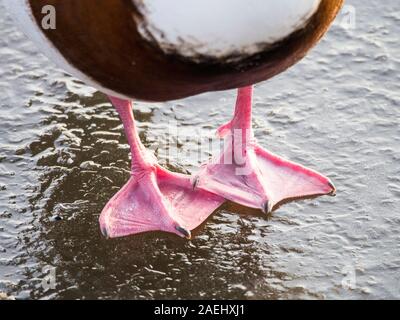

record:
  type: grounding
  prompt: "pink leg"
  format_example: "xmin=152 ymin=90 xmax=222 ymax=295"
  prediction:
xmin=99 ymin=97 xmax=224 ymax=239
xmin=195 ymin=86 xmax=336 ymax=213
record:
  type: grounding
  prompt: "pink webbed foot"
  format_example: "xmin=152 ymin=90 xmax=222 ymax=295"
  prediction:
xmin=99 ymin=97 xmax=224 ymax=239
xmin=195 ymin=86 xmax=335 ymax=214
xmin=100 ymin=165 xmax=223 ymax=239
xmin=195 ymin=141 xmax=336 ymax=214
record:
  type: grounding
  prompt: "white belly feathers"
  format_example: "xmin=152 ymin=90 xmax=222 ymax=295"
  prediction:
xmin=134 ymin=0 xmax=321 ymax=61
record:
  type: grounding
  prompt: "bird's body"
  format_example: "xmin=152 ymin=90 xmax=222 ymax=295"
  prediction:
xmin=5 ymin=0 xmax=342 ymax=101
xmin=4 ymin=0 xmax=344 ymax=239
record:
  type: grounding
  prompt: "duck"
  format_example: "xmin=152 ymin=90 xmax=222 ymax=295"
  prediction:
xmin=4 ymin=0 xmax=344 ymax=239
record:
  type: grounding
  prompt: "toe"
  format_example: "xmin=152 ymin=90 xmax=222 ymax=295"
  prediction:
xmin=328 ymin=181 xmax=337 ymax=196
xmin=262 ymin=200 xmax=274 ymax=214
xmin=175 ymin=226 xmax=192 ymax=239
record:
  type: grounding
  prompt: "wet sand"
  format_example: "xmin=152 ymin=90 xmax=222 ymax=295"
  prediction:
xmin=0 ymin=0 xmax=399 ymax=299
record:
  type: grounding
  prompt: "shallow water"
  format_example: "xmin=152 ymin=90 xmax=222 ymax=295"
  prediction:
xmin=0 ymin=0 xmax=399 ymax=300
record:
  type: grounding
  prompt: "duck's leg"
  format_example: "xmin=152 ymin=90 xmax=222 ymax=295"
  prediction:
xmin=195 ymin=86 xmax=335 ymax=214
xmin=99 ymin=97 xmax=224 ymax=239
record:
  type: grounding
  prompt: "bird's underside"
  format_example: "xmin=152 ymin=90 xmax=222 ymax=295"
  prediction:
xmin=6 ymin=0 xmax=344 ymax=101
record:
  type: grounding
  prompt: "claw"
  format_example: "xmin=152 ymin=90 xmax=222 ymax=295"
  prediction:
xmin=192 ymin=176 xmax=199 ymax=190
xmin=176 ymin=226 xmax=192 ymax=239
xmin=101 ymin=225 xmax=109 ymax=239
xmin=262 ymin=201 xmax=273 ymax=214
xmin=328 ymin=181 xmax=337 ymax=197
